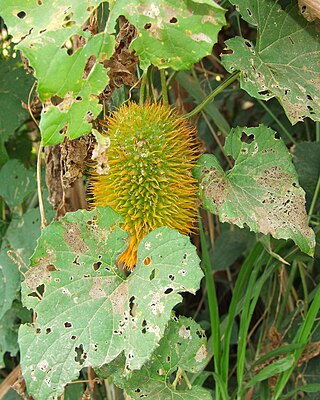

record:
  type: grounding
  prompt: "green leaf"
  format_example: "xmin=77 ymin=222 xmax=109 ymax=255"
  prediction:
xmin=0 ymin=308 xmax=19 ymax=367
xmin=1 ymin=1 xmax=115 ymax=145
xmin=108 ymin=0 xmax=226 ymax=70
xmin=221 ymin=1 xmax=320 ymax=124
xmin=0 ymin=252 xmax=21 ymax=320
xmin=245 ymin=355 xmax=295 ymax=389
xmin=98 ymin=315 xmax=211 ymax=400
xmin=0 ymin=160 xmax=36 ymax=213
xmin=0 ymin=56 xmax=34 ymax=143
xmin=209 ymin=227 xmax=254 ymax=271
xmin=193 ymin=125 xmax=315 ymax=255
xmin=19 ymin=207 xmax=203 ymax=399
xmin=292 ymin=142 xmax=320 ymax=211
xmin=5 ymin=207 xmax=55 ymax=262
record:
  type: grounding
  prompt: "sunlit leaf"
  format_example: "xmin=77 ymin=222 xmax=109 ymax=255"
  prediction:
xmin=194 ymin=125 xmax=315 ymax=255
xmin=108 ymin=0 xmax=226 ymax=70
xmin=98 ymin=315 xmax=211 ymax=400
xmin=19 ymin=207 xmax=203 ymax=399
xmin=222 ymin=1 xmax=320 ymax=124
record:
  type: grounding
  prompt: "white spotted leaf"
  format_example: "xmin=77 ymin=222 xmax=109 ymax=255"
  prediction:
xmin=1 ymin=1 xmax=115 ymax=145
xmin=193 ymin=125 xmax=315 ymax=255
xmin=107 ymin=0 xmax=226 ymax=70
xmin=221 ymin=1 xmax=320 ymax=124
xmin=19 ymin=207 xmax=203 ymax=399
xmin=97 ymin=315 xmax=211 ymax=400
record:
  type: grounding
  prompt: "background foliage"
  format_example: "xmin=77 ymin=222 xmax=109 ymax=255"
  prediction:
xmin=0 ymin=0 xmax=319 ymax=399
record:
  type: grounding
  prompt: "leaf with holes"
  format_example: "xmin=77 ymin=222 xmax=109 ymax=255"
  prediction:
xmin=19 ymin=207 xmax=203 ymax=399
xmin=97 ymin=315 xmax=211 ymax=400
xmin=193 ymin=125 xmax=315 ymax=255
xmin=1 ymin=1 xmax=115 ymax=145
xmin=221 ymin=1 xmax=320 ymax=124
xmin=107 ymin=0 xmax=226 ymax=70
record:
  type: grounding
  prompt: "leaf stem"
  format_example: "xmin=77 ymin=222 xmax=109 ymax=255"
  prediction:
xmin=160 ymin=69 xmax=169 ymax=105
xmin=184 ymin=71 xmax=240 ymax=119
xmin=316 ymin=122 xmax=320 ymax=142
xmin=256 ymin=99 xmax=296 ymax=144
xmin=139 ymin=72 xmax=148 ymax=107
xmin=307 ymin=173 xmax=320 ymax=224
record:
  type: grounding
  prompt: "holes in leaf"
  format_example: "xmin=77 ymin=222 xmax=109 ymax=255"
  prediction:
xmin=59 ymin=125 xmax=68 ymax=136
xmin=54 ymin=277 xmax=60 ymax=283
xmin=144 ymin=23 xmax=151 ymax=30
xmin=128 ymin=351 xmax=134 ymax=359
xmin=258 ymin=90 xmax=270 ymax=97
xmin=307 ymin=105 xmax=315 ymax=114
xmin=164 ymin=287 xmax=173 ymax=295
xmin=73 ymin=256 xmax=80 ymax=265
xmin=288 ymin=36 xmax=294 ymax=45
xmin=46 ymin=327 xmax=52 ymax=334
xmin=246 ymin=8 xmax=252 ymax=16
xmin=144 ymin=256 xmax=151 ymax=266
xmin=50 ymin=95 xmax=63 ymax=106
xmin=129 ymin=296 xmax=136 ymax=317
xmin=241 ymin=133 xmax=254 ymax=144
xmin=36 ymin=328 xmax=41 ymax=334
xmin=196 ymin=329 xmax=205 ymax=338
xmin=86 ymin=111 xmax=94 ymax=122
xmin=17 ymin=11 xmax=26 ymax=19
xmin=244 ymin=40 xmax=252 ymax=48
xmin=142 ymin=319 xmax=147 ymax=334
xmin=307 ymin=94 xmax=313 ymax=101
xmin=83 ymin=55 xmax=97 ymax=79
xmin=93 ymin=343 xmax=98 ymax=351
xmin=166 ymin=355 xmax=171 ymax=362
xmin=71 ymin=335 xmax=77 ymax=340
xmin=74 ymin=344 xmax=86 ymax=365
xmin=135 ymin=388 xmax=141 ymax=393
xmin=168 ymin=274 xmax=175 ymax=281
xmin=93 ymin=261 xmax=101 ymax=271
xmin=76 ymin=96 xmax=82 ymax=101
xmin=170 ymin=17 xmax=178 ymax=23
xmin=83 ymin=274 xmax=90 ymax=278
xmin=64 ymin=322 xmax=72 ymax=328
xmin=149 ymin=269 xmax=156 ymax=281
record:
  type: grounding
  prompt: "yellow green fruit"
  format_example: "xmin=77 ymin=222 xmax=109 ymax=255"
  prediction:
xmin=90 ymin=102 xmax=199 ymax=269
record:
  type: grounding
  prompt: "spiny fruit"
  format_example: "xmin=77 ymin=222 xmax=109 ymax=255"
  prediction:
xmin=91 ymin=101 xmax=199 ymax=269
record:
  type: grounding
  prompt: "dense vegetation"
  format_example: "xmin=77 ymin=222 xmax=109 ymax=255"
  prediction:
xmin=0 ymin=1 xmax=319 ymax=399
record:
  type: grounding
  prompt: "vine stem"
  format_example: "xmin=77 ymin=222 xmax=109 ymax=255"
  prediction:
xmin=307 ymin=174 xmax=320 ymax=224
xmin=28 ymin=81 xmax=47 ymax=229
xmin=139 ymin=71 xmax=148 ymax=106
xmin=37 ymin=141 xmax=48 ymax=229
xmin=160 ymin=69 xmax=169 ymax=105
xmin=184 ymin=71 xmax=240 ymax=119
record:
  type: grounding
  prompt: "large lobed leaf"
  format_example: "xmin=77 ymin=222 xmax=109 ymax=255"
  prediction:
xmin=222 ymin=0 xmax=320 ymax=124
xmin=107 ymin=0 xmax=226 ymax=70
xmin=19 ymin=207 xmax=203 ymax=399
xmin=98 ymin=315 xmax=211 ymax=400
xmin=194 ymin=125 xmax=315 ymax=255
xmin=1 ymin=1 xmax=115 ymax=145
